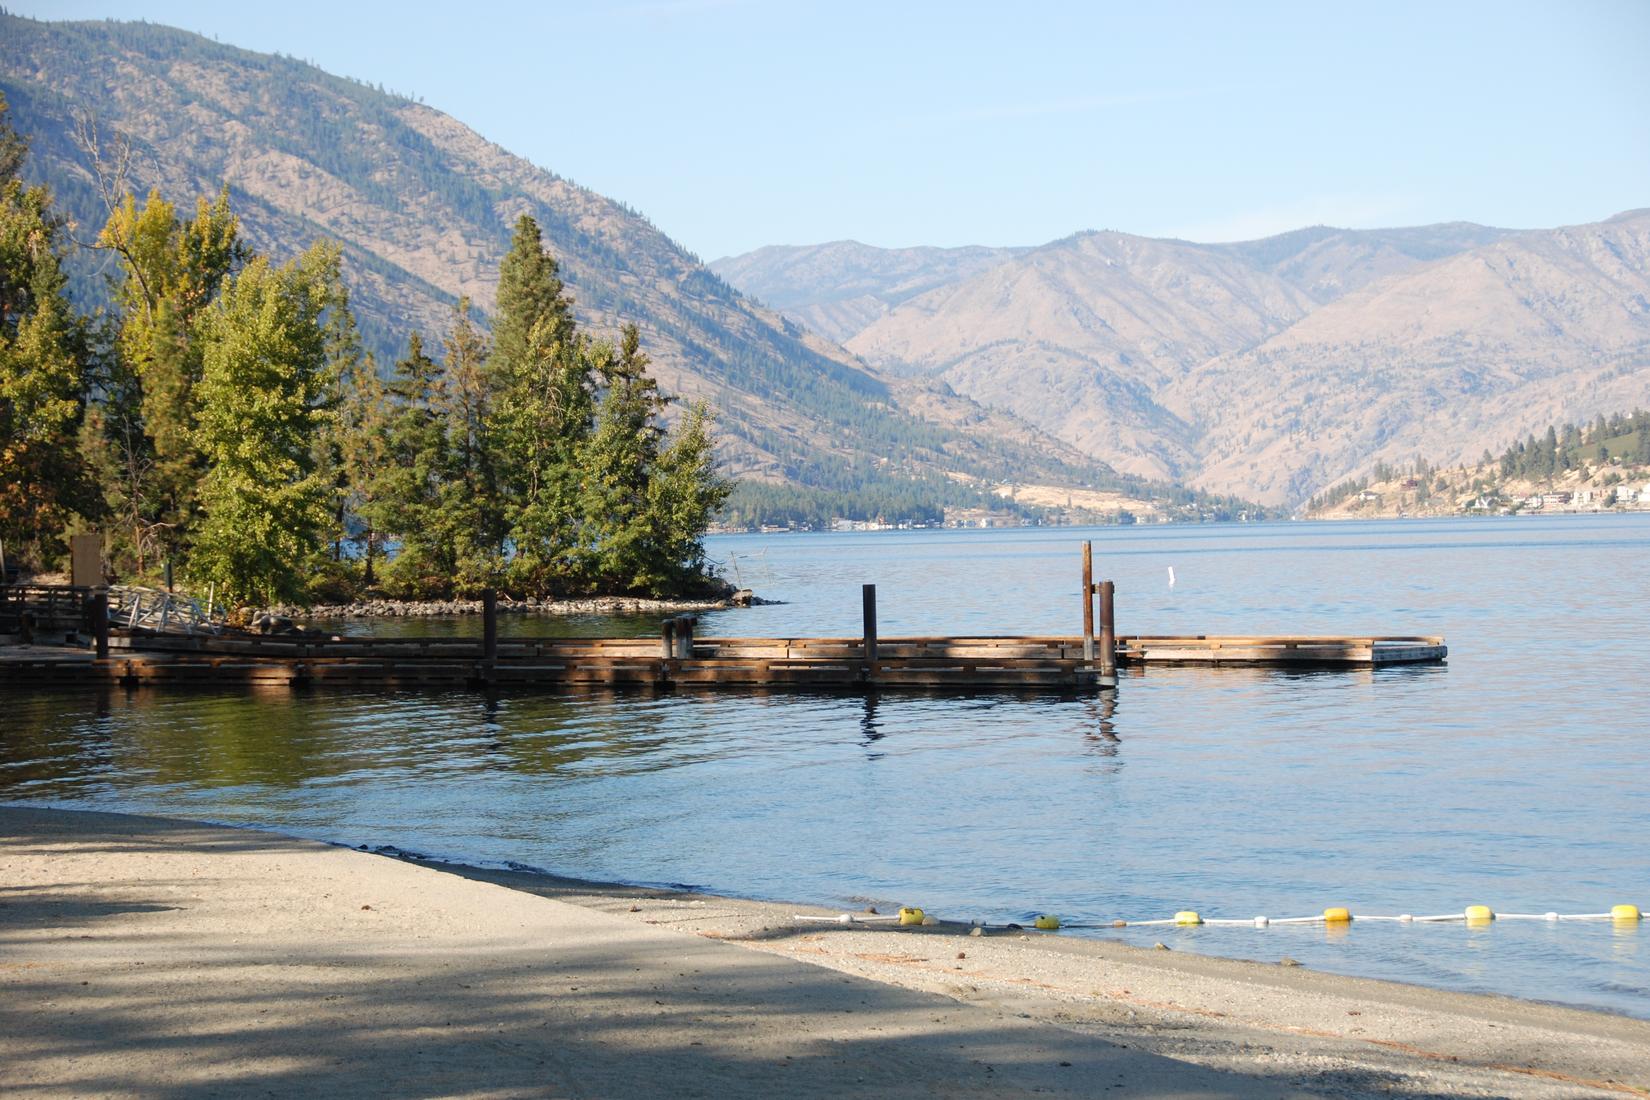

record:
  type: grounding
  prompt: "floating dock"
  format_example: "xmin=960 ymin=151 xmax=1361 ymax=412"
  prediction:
xmin=0 ymin=630 xmax=1446 ymax=692
xmin=0 ymin=544 xmax=1446 ymax=694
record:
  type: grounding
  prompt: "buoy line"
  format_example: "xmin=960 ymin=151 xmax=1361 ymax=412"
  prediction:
xmin=1125 ymin=904 xmax=1644 ymax=928
xmin=790 ymin=904 xmax=1643 ymax=932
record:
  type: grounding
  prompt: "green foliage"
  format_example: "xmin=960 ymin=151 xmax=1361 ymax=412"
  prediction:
xmin=643 ymin=402 xmax=731 ymax=589
xmin=0 ymin=92 xmax=97 ymax=569
xmin=362 ymin=332 xmax=456 ymax=597
xmin=490 ymin=218 xmax=595 ymax=589
xmin=431 ymin=300 xmax=504 ymax=593
xmin=1495 ymin=410 xmax=1650 ymax=481
xmin=188 ymin=245 xmax=342 ymax=605
xmin=92 ymin=186 xmax=244 ymax=577
xmin=572 ymin=329 xmax=729 ymax=594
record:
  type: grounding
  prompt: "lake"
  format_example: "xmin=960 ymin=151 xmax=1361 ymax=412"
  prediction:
xmin=3 ymin=515 xmax=1648 ymax=1017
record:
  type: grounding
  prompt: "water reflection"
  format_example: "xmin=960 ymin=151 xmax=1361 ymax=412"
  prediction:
xmin=859 ymin=694 xmax=884 ymax=759
xmin=1085 ymin=691 xmax=1119 ymax=749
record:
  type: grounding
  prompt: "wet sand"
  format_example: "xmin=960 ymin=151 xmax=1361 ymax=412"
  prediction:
xmin=3 ymin=806 xmax=1646 ymax=1098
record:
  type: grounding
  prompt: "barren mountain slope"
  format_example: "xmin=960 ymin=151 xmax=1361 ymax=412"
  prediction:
xmin=0 ymin=14 xmax=1128 ymax=499
xmin=1209 ymin=222 xmax=1516 ymax=303
xmin=1176 ymin=211 xmax=1650 ymax=504
xmin=843 ymin=231 xmax=1320 ymax=479
xmin=708 ymin=240 xmax=1027 ymax=345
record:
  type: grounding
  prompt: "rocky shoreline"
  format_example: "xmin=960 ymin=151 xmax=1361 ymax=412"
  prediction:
xmin=263 ymin=591 xmax=772 ymax=621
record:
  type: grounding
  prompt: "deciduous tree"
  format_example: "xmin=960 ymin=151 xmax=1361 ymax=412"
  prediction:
xmin=0 ymin=94 xmax=97 ymax=570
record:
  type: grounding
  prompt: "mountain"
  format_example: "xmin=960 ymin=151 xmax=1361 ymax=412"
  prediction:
xmin=716 ymin=218 xmax=1648 ymax=505
xmin=708 ymin=241 xmax=1027 ymax=346
xmin=0 ymin=13 xmax=1150 ymax=517
xmin=845 ymin=230 xmax=1324 ymax=481
xmin=1174 ymin=211 xmax=1650 ymax=502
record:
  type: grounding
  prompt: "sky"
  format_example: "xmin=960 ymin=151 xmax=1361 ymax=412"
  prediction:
xmin=10 ymin=0 xmax=1650 ymax=259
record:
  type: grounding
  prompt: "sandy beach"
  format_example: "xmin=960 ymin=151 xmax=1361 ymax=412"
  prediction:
xmin=3 ymin=806 xmax=1646 ymax=1098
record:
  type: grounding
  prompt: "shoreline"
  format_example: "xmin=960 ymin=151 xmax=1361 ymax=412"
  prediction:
xmin=262 ymin=592 xmax=768 ymax=620
xmin=4 ymin=806 xmax=1646 ymax=1098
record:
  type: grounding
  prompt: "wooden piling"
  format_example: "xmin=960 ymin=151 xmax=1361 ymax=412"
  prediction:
xmin=91 ymin=591 xmax=109 ymax=659
xmin=676 ymin=615 xmax=696 ymax=660
xmin=482 ymin=589 xmax=498 ymax=664
xmin=1098 ymin=580 xmax=1116 ymax=679
xmin=661 ymin=617 xmax=677 ymax=658
xmin=1081 ymin=542 xmax=1094 ymax=663
xmin=862 ymin=584 xmax=878 ymax=662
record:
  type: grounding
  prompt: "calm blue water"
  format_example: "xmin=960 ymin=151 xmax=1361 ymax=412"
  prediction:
xmin=4 ymin=516 xmax=1648 ymax=1017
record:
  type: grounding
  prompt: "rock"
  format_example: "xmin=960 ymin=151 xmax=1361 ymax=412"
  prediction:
xmin=251 ymin=613 xmax=297 ymax=636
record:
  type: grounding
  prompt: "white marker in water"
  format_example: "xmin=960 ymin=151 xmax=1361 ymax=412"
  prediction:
xmin=1167 ymin=566 xmax=1176 ymax=589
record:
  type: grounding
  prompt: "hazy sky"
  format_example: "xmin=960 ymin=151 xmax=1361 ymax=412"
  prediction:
xmin=12 ymin=1 xmax=1650 ymax=258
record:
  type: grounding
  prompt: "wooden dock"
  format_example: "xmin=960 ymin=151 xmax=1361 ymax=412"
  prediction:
xmin=1118 ymin=635 xmax=1448 ymax=667
xmin=0 ymin=630 xmax=1446 ymax=693
xmin=0 ymin=547 xmax=1446 ymax=695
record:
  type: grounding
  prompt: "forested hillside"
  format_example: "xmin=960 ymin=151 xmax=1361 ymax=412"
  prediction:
xmin=1304 ymin=410 xmax=1650 ymax=519
xmin=0 ymin=13 xmax=1219 ymax=528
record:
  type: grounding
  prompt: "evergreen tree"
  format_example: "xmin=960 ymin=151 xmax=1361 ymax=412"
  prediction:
xmin=499 ymin=318 xmax=596 ymax=590
xmin=577 ymin=324 xmax=667 ymax=590
xmin=0 ymin=94 xmax=98 ymax=570
xmin=365 ymin=331 xmax=457 ymax=596
xmin=644 ymin=402 xmax=729 ymax=592
xmin=491 ymin=214 xmax=573 ymax=381
xmin=436 ymin=299 xmax=501 ymax=592
xmin=188 ymin=244 xmax=343 ymax=605
xmin=308 ymin=266 xmax=379 ymax=581
xmin=489 ymin=217 xmax=592 ymax=591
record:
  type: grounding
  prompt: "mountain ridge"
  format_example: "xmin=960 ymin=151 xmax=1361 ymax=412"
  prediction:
xmin=717 ymin=214 xmax=1646 ymax=504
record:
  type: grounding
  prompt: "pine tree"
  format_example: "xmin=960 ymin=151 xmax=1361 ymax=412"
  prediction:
xmin=644 ymin=401 xmax=729 ymax=593
xmin=577 ymin=324 xmax=667 ymax=590
xmin=366 ymin=331 xmax=457 ymax=596
xmin=188 ymin=244 xmax=342 ymax=605
xmin=490 ymin=217 xmax=592 ymax=592
xmin=0 ymin=94 xmax=98 ymax=570
xmin=309 ymin=266 xmax=380 ymax=586
xmin=491 ymin=214 xmax=573 ymax=382
xmin=436 ymin=299 xmax=501 ymax=592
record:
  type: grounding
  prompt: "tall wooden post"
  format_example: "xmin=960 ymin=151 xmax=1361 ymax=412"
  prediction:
xmin=676 ymin=615 xmax=697 ymax=660
xmin=661 ymin=617 xmax=677 ymax=658
xmin=91 ymin=591 xmax=109 ymax=659
xmin=482 ymin=589 xmax=498 ymax=665
xmin=1081 ymin=542 xmax=1094 ymax=663
xmin=1098 ymin=580 xmax=1116 ymax=678
xmin=862 ymin=584 xmax=878 ymax=662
